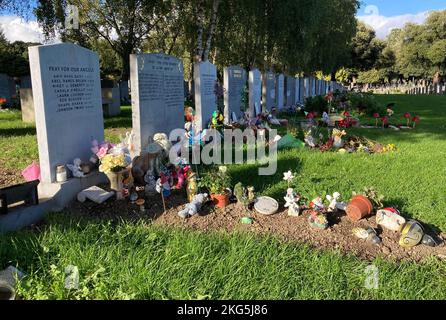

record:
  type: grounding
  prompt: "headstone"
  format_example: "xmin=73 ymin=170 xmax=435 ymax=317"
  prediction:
xmin=20 ymin=88 xmax=34 ymax=123
xmin=28 ymin=43 xmax=104 ymax=183
xmin=285 ymin=76 xmax=295 ymax=107
xmin=20 ymin=76 xmax=32 ymax=89
xmin=248 ymin=69 xmax=262 ymax=117
xmin=119 ymin=80 xmax=130 ymax=103
xmin=194 ymin=60 xmax=217 ymax=130
xmin=223 ymin=66 xmax=246 ymax=124
xmin=275 ymin=74 xmax=284 ymax=109
xmin=311 ymin=77 xmax=317 ymax=97
xmin=130 ymin=53 xmax=185 ymax=154
xmin=0 ymin=74 xmax=14 ymax=103
xmin=303 ymin=77 xmax=310 ymax=100
xmin=262 ymin=71 xmax=275 ymax=112
xmin=101 ymin=86 xmax=121 ymax=117
xmin=294 ymin=77 xmax=300 ymax=104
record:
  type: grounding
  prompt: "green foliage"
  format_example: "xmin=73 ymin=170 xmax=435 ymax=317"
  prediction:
xmin=0 ymin=30 xmax=39 ymax=77
xmin=347 ymin=92 xmax=385 ymax=116
xmin=304 ymin=95 xmax=328 ymax=114
xmin=198 ymin=165 xmax=231 ymax=194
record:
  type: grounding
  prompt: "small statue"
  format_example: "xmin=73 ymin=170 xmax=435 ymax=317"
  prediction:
xmin=326 ymin=192 xmax=341 ymax=212
xmin=284 ymin=188 xmax=302 ymax=217
xmin=144 ymin=168 xmax=157 ymax=196
xmin=66 ymin=158 xmax=85 ymax=178
xmin=309 ymin=197 xmax=325 ymax=212
xmin=234 ymin=182 xmax=255 ymax=209
xmin=178 ymin=193 xmax=209 ymax=219
xmin=186 ymin=171 xmax=198 ymax=203
xmin=322 ymin=112 xmax=330 ymax=125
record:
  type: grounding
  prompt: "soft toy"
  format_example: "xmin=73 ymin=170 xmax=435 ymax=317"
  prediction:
xmin=67 ymin=158 xmax=85 ymax=178
xmin=178 ymin=193 xmax=209 ymax=219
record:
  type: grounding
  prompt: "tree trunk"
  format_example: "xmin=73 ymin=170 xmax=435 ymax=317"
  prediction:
xmin=195 ymin=0 xmax=206 ymax=63
xmin=202 ymin=0 xmax=220 ymax=62
xmin=120 ymin=52 xmax=131 ymax=82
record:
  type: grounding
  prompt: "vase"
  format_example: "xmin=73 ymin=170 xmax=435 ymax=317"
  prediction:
xmin=346 ymin=195 xmax=373 ymax=221
xmin=106 ymin=168 xmax=129 ymax=200
xmin=211 ymin=193 xmax=230 ymax=208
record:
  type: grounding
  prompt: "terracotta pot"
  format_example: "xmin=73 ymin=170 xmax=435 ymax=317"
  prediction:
xmin=346 ymin=195 xmax=373 ymax=221
xmin=211 ymin=193 xmax=230 ymax=208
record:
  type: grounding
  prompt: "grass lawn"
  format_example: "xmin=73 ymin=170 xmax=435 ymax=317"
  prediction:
xmin=1 ymin=94 xmax=446 ymax=299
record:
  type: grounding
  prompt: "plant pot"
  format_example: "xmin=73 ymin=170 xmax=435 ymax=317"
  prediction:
xmin=346 ymin=195 xmax=373 ymax=221
xmin=105 ymin=168 xmax=130 ymax=200
xmin=211 ymin=193 xmax=230 ymax=208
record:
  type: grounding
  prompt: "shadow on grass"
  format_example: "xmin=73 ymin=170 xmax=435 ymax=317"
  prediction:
xmin=0 ymin=126 xmax=36 ymax=137
xmin=104 ymin=106 xmax=132 ymax=129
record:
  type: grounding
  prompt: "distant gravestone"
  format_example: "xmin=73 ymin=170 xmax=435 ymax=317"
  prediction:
xmin=119 ymin=80 xmax=130 ymax=103
xmin=294 ymin=77 xmax=300 ymax=104
xmin=28 ymin=43 xmax=104 ymax=183
xmin=262 ymin=71 xmax=275 ymax=112
xmin=194 ymin=60 xmax=217 ymax=130
xmin=101 ymin=86 xmax=121 ymax=117
xmin=20 ymin=88 xmax=34 ymax=123
xmin=223 ymin=66 xmax=246 ymax=124
xmin=0 ymin=74 xmax=14 ymax=103
xmin=130 ymin=53 xmax=184 ymax=154
xmin=20 ymin=76 xmax=32 ymax=89
xmin=285 ymin=76 xmax=295 ymax=107
xmin=303 ymin=77 xmax=310 ymax=99
xmin=276 ymin=74 xmax=284 ymax=109
xmin=248 ymin=69 xmax=262 ymax=117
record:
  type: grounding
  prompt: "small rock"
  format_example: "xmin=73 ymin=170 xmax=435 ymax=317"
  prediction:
xmin=381 ymin=246 xmax=391 ymax=255
xmin=438 ymin=254 xmax=446 ymax=260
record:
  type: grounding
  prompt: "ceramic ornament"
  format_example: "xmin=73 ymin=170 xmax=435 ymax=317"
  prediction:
xmin=376 ymin=208 xmax=406 ymax=232
xmin=254 ymin=196 xmax=279 ymax=215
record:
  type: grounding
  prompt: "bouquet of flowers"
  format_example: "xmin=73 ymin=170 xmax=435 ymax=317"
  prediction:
xmin=92 ymin=139 xmax=131 ymax=174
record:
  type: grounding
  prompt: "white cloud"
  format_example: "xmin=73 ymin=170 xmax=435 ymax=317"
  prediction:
xmin=0 ymin=15 xmax=44 ymax=43
xmin=357 ymin=11 xmax=429 ymax=39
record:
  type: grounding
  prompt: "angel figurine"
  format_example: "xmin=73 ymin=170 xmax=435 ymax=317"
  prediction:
xmin=284 ymin=188 xmax=302 ymax=217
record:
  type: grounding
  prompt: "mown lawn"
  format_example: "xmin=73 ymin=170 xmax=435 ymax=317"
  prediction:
xmin=1 ymin=94 xmax=446 ymax=299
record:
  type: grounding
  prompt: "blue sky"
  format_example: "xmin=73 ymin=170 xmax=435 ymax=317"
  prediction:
xmin=357 ymin=0 xmax=446 ymax=16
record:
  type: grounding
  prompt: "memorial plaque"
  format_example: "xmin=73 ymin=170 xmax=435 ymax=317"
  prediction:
xmin=276 ymin=74 xmax=284 ymax=109
xmin=223 ymin=66 xmax=246 ymax=124
xmin=28 ymin=43 xmax=104 ymax=183
xmin=262 ymin=71 xmax=275 ymax=112
xmin=194 ymin=61 xmax=217 ymax=130
xmin=249 ymin=69 xmax=262 ymax=117
xmin=130 ymin=53 xmax=184 ymax=154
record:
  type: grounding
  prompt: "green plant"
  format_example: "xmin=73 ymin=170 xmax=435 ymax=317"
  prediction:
xmin=199 ymin=165 xmax=231 ymax=195
xmin=353 ymin=187 xmax=384 ymax=209
xmin=348 ymin=92 xmax=386 ymax=116
xmin=304 ymin=95 xmax=328 ymax=114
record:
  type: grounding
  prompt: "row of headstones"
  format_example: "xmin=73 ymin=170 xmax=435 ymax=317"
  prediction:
xmin=405 ymin=83 xmax=446 ymax=95
xmin=27 ymin=43 xmax=344 ymax=185
xmin=200 ymin=64 xmax=344 ymax=131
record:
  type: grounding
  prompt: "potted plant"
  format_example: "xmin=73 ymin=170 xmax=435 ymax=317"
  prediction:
xmin=346 ymin=187 xmax=384 ymax=221
xmin=199 ymin=166 xmax=231 ymax=208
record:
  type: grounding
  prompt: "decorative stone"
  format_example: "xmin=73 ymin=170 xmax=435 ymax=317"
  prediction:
xmin=399 ymin=220 xmax=424 ymax=248
xmin=254 ymin=196 xmax=279 ymax=215
xmin=376 ymin=208 xmax=406 ymax=232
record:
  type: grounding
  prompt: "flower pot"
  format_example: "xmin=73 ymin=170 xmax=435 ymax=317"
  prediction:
xmin=105 ymin=168 xmax=130 ymax=200
xmin=211 ymin=193 xmax=230 ymax=208
xmin=346 ymin=195 xmax=373 ymax=221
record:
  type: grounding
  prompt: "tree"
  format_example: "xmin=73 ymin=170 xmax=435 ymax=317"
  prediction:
xmin=350 ymin=21 xmax=383 ymax=72
xmin=35 ymin=0 xmax=175 ymax=81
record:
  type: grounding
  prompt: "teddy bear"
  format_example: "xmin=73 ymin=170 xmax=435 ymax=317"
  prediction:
xmin=178 ymin=193 xmax=209 ymax=219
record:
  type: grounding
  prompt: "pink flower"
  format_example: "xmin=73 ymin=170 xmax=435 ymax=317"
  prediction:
xmin=96 ymin=147 xmax=108 ymax=159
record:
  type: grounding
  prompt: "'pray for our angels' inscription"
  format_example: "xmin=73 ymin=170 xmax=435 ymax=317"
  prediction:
xmin=48 ymin=65 xmax=96 ymax=113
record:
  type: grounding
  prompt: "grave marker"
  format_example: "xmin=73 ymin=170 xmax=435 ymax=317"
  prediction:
xmin=194 ymin=60 xmax=217 ymax=130
xmin=249 ymin=68 xmax=262 ymax=117
xmin=223 ymin=66 xmax=247 ymax=124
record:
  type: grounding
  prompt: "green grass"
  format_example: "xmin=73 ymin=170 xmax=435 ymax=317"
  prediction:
xmin=1 ymin=95 xmax=446 ymax=299
xmin=0 ymin=106 xmax=132 ymax=185
xmin=1 ymin=214 xmax=445 ymax=300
